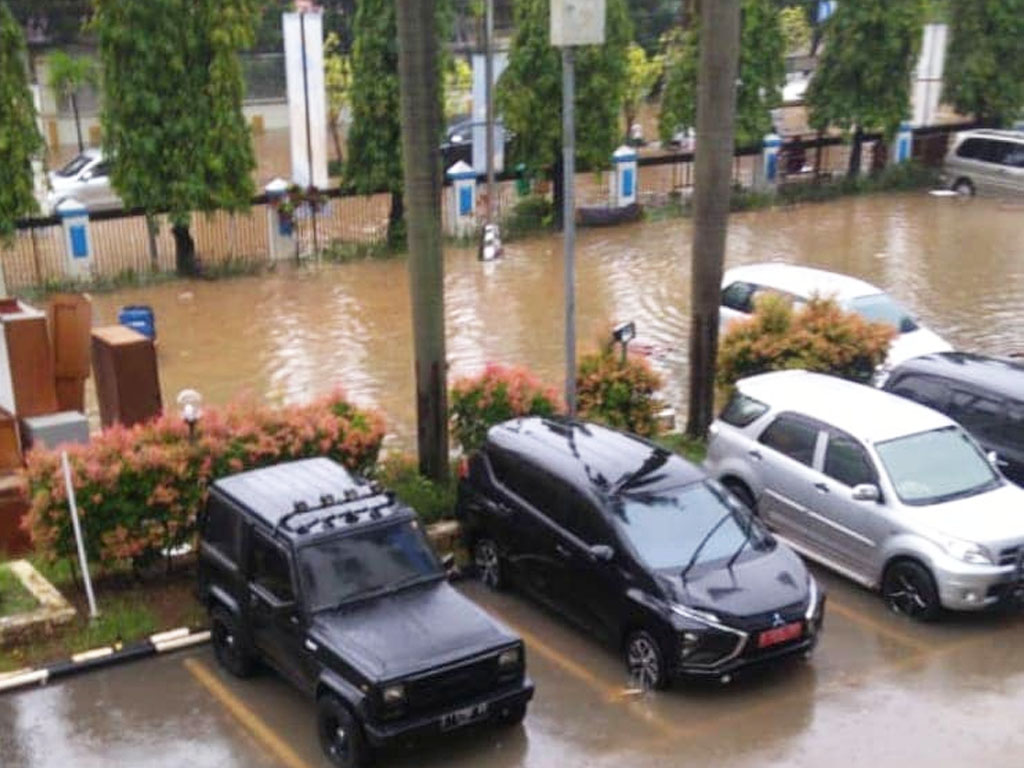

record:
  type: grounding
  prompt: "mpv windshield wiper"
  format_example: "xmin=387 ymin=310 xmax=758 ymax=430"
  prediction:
xmin=726 ymin=511 xmax=756 ymax=569
xmin=680 ymin=512 xmax=732 ymax=583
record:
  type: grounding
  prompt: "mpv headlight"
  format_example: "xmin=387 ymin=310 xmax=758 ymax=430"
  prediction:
xmin=498 ymin=646 xmax=521 ymax=668
xmin=941 ymin=537 xmax=992 ymax=566
xmin=382 ymin=684 xmax=406 ymax=705
xmin=671 ymin=603 xmax=720 ymax=625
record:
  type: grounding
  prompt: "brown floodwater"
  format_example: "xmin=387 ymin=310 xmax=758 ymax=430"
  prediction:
xmin=82 ymin=191 xmax=1024 ymax=446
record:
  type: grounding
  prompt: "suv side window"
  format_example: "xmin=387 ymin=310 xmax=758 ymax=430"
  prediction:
xmin=251 ymin=532 xmax=295 ymax=602
xmin=949 ymin=389 xmax=1004 ymax=446
xmin=563 ymin=492 xmax=610 ymax=545
xmin=1003 ymin=145 xmax=1024 ymax=168
xmin=203 ymin=495 xmax=240 ymax=561
xmin=722 ymin=281 xmax=755 ymax=313
xmin=823 ymin=432 xmax=876 ymax=487
xmin=887 ymin=373 xmax=950 ymax=411
xmin=720 ymin=392 xmax=769 ymax=427
xmin=759 ymin=414 xmax=820 ymax=466
xmin=958 ymin=137 xmax=1006 ymax=163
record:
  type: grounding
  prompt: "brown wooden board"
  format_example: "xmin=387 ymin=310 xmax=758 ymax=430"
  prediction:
xmin=54 ymin=377 xmax=86 ymax=413
xmin=91 ymin=325 xmax=162 ymax=428
xmin=5 ymin=315 xmax=58 ymax=418
xmin=48 ymin=294 xmax=93 ymax=379
xmin=0 ymin=408 xmax=21 ymax=471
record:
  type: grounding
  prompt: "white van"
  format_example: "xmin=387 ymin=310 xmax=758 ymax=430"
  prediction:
xmin=942 ymin=129 xmax=1024 ymax=197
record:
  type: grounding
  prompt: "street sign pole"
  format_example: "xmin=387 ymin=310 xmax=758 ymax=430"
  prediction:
xmin=485 ymin=0 xmax=496 ymax=224
xmin=562 ymin=46 xmax=576 ymax=417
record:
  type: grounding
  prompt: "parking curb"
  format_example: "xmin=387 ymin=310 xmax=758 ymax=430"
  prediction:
xmin=0 ymin=626 xmax=210 ymax=695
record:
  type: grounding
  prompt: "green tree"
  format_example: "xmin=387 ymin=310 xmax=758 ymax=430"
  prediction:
xmin=346 ymin=0 xmax=448 ymax=248
xmin=944 ymin=0 xmax=1024 ymax=127
xmin=47 ymin=51 xmax=97 ymax=153
xmin=622 ymin=42 xmax=663 ymax=140
xmin=0 ymin=0 xmax=42 ymax=238
xmin=324 ymin=31 xmax=351 ymax=165
xmin=93 ymin=0 xmax=259 ymax=276
xmin=497 ymin=0 xmax=632 ymax=227
xmin=779 ymin=5 xmax=811 ymax=54
xmin=629 ymin=0 xmax=679 ymax=53
xmin=805 ymin=0 xmax=924 ymax=176
xmin=659 ymin=0 xmax=785 ymax=147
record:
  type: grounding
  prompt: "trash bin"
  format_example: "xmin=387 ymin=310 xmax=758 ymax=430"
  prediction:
xmin=118 ymin=305 xmax=156 ymax=340
xmin=515 ymin=163 xmax=530 ymax=197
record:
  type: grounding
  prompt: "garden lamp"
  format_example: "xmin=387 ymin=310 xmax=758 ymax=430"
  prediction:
xmin=612 ymin=321 xmax=636 ymax=363
xmin=177 ymin=389 xmax=203 ymax=442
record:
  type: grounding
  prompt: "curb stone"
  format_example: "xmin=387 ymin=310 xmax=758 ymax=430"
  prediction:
xmin=0 ymin=627 xmax=210 ymax=696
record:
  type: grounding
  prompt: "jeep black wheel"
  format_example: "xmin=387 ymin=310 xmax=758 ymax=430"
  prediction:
xmin=882 ymin=560 xmax=941 ymax=622
xmin=317 ymin=694 xmax=370 ymax=768
xmin=211 ymin=606 xmax=255 ymax=678
xmin=625 ymin=630 xmax=669 ymax=691
xmin=474 ymin=538 xmax=505 ymax=590
xmin=495 ymin=701 xmax=528 ymax=727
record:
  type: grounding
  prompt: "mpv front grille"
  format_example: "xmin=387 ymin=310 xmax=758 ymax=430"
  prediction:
xmin=998 ymin=545 xmax=1024 ymax=567
xmin=723 ymin=599 xmax=806 ymax=633
xmin=404 ymin=654 xmax=500 ymax=714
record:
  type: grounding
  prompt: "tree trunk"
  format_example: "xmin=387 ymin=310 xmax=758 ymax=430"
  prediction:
xmin=551 ymin=153 xmax=565 ymax=231
xmin=171 ymin=221 xmax=198 ymax=276
xmin=395 ymin=0 xmax=449 ymax=482
xmin=387 ymin=190 xmax=406 ymax=249
xmin=330 ymin=121 xmax=344 ymax=166
xmin=71 ymin=93 xmax=84 ymax=153
xmin=686 ymin=0 xmax=740 ymax=440
xmin=847 ymin=125 xmax=864 ymax=178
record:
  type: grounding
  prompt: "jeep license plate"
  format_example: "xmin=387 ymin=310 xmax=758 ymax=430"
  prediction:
xmin=440 ymin=702 xmax=489 ymax=732
xmin=757 ymin=621 xmax=803 ymax=649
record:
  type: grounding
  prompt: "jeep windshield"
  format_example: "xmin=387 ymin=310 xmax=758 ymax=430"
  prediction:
xmin=876 ymin=426 xmax=1002 ymax=506
xmin=298 ymin=520 xmax=443 ymax=611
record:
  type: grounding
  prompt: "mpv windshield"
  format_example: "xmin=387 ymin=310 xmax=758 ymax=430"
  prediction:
xmin=298 ymin=521 xmax=442 ymax=611
xmin=56 ymin=154 xmax=92 ymax=178
xmin=876 ymin=426 xmax=1001 ymax=506
xmin=613 ymin=481 xmax=771 ymax=573
xmin=846 ymin=294 xmax=918 ymax=333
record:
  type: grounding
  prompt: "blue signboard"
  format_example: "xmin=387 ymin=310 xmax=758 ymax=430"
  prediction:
xmin=70 ymin=225 xmax=88 ymax=259
xmin=459 ymin=185 xmax=473 ymax=216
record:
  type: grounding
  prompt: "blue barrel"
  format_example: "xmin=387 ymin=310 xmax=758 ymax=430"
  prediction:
xmin=118 ymin=305 xmax=156 ymax=340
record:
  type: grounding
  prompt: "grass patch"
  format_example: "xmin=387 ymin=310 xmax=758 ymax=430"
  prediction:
xmin=656 ymin=432 xmax=708 ymax=464
xmin=317 ymin=239 xmax=397 ymax=263
xmin=374 ymin=454 xmax=457 ymax=526
xmin=0 ymin=565 xmax=39 ymax=618
xmin=66 ymin=598 xmax=160 ymax=655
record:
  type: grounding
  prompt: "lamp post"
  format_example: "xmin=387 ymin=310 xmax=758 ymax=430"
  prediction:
xmin=612 ymin=321 xmax=636 ymax=364
xmin=176 ymin=389 xmax=203 ymax=443
xmin=551 ymin=0 xmax=605 ymax=417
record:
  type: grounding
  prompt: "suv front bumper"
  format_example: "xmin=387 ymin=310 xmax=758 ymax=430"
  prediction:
xmin=935 ymin=561 xmax=1024 ymax=611
xmin=362 ymin=678 xmax=534 ymax=747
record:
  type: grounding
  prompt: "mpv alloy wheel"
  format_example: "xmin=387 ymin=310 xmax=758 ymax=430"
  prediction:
xmin=474 ymin=538 xmax=504 ymax=590
xmin=882 ymin=561 xmax=941 ymax=622
xmin=625 ymin=630 xmax=668 ymax=690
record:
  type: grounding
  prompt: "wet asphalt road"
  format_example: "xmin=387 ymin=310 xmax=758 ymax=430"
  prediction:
xmin=3 ymin=565 xmax=1024 ymax=768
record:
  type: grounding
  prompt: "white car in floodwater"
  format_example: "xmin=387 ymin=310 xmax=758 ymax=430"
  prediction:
xmin=45 ymin=148 xmax=122 ymax=213
xmin=719 ymin=263 xmax=952 ymax=374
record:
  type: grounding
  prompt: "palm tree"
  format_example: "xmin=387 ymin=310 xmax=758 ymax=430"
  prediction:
xmin=47 ymin=51 xmax=97 ymax=153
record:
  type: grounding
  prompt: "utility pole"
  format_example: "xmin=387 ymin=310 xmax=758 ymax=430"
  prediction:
xmin=395 ymin=0 xmax=449 ymax=481
xmin=686 ymin=0 xmax=740 ymax=439
xmin=561 ymin=46 xmax=576 ymax=416
xmin=484 ymin=0 xmax=496 ymax=224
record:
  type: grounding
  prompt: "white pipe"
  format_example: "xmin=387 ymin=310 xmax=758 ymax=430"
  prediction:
xmin=0 ymin=669 xmax=48 ymax=693
xmin=154 ymin=631 xmax=211 ymax=654
xmin=62 ymin=451 xmax=98 ymax=619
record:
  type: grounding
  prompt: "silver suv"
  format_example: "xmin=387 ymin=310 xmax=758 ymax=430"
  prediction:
xmin=942 ymin=129 xmax=1024 ymax=197
xmin=704 ymin=370 xmax=1024 ymax=621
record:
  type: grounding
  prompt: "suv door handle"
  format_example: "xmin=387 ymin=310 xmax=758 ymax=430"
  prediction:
xmin=748 ymin=449 xmax=763 ymax=461
xmin=555 ymin=543 xmax=572 ymax=559
xmin=814 ymin=482 xmax=830 ymax=493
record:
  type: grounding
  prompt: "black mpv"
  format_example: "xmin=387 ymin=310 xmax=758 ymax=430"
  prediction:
xmin=456 ymin=418 xmax=825 ymax=689
xmin=197 ymin=458 xmax=533 ymax=768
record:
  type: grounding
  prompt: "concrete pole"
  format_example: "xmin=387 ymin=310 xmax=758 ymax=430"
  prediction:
xmin=484 ymin=0 xmax=496 ymax=223
xmin=562 ymin=46 xmax=576 ymax=417
xmin=395 ymin=0 xmax=449 ymax=482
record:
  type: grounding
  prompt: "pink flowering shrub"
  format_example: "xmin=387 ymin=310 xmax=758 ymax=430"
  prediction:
xmin=449 ymin=364 xmax=561 ymax=453
xmin=24 ymin=391 xmax=384 ymax=574
xmin=576 ymin=348 xmax=665 ymax=437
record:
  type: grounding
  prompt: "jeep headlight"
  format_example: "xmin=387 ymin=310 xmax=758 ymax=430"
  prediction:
xmin=498 ymin=646 xmax=521 ymax=669
xmin=941 ymin=537 xmax=992 ymax=566
xmin=382 ymin=684 xmax=406 ymax=705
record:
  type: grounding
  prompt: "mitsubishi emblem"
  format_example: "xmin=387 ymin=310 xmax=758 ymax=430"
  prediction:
xmin=771 ymin=612 xmax=785 ymax=628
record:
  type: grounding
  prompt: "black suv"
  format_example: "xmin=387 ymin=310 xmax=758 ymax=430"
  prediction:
xmin=198 ymin=458 xmax=533 ymax=768
xmin=456 ymin=418 xmax=824 ymax=689
xmin=883 ymin=352 xmax=1024 ymax=487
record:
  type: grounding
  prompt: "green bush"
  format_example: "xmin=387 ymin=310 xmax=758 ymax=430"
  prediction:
xmin=501 ymin=195 xmax=554 ymax=239
xmin=374 ymin=454 xmax=456 ymax=525
xmin=449 ymin=364 xmax=561 ymax=454
xmin=717 ymin=294 xmax=895 ymax=391
xmin=24 ymin=392 xmax=385 ymax=574
xmin=576 ymin=347 xmax=666 ymax=438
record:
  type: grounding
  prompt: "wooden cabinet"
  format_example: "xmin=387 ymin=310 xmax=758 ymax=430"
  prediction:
xmin=91 ymin=325 xmax=163 ymax=428
xmin=48 ymin=294 xmax=93 ymax=413
xmin=0 ymin=300 xmax=58 ymax=419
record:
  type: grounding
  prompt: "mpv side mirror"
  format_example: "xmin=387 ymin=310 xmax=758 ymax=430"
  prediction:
xmin=987 ymin=451 xmax=1006 ymax=469
xmin=851 ymin=484 xmax=881 ymax=503
xmin=589 ymin=544 xmax=614 ymax=563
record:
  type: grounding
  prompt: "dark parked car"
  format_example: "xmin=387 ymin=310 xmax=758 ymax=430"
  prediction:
xmin=883 ymin=352 xmax=1024 ymax=486
xmin=198 ymin=458 xmax=533 ymax=768
xmin=456 ymin=418 xmax=825 ymax=689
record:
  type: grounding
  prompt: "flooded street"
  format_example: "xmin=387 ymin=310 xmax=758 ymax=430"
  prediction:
xmin=81 ymin=192 xmax=1024 ymax=443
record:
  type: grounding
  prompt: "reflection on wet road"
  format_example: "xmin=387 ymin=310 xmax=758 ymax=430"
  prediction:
xmin=80 ymin=193 xmax=1024 ymax=445
xmin=4 ymin=567 xmax=1024 ymax=768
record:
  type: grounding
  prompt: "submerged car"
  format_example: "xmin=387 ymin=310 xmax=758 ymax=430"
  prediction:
xmin=46 ymin=148 xmax=121 ymax=212
xmin=941 ymin=129 xmax=1024 ymax=197
xmin=198 ymin=458 xmax=533 ymax=768
xmin=719 ymin=263 xmax=952 ymax=372
xmin=457 ymin=417 xmax=824 ymax=689
xmin=705 ymin=370 xmax=1024 ymax=621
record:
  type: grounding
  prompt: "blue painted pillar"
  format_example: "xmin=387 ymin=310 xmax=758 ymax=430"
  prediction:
xmin=610 ymin=145 xmax=638 ymax=208
xmin=56 ymin=198 xmax=93 ymax=279
xmin=446 ymin=161 xmax=477 ymax=237
xmin=891 ymin=122 xmax=913 ymax=165
xmin=761 ymin=133 xmax=782 ymax=189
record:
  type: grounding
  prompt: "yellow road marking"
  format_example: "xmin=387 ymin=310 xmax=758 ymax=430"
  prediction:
xmin=825 ymin=598 xmax=932 ymax=652
xmin=184 ymin=658 xmax=314 ymax=768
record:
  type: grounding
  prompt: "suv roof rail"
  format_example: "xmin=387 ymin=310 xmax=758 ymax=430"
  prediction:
xmin=272 ymin=485 xmax=394 ymax=537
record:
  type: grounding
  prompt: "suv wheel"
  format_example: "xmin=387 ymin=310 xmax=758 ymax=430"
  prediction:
xmin=953 ymin=178 xmax=974 ymax=196
xmin=317 ymin=694 xmax=370 ymax=768
xmin=474 ymin=538 xmax=505 ymax=590
xmin=723 ymin=479 xmax=757 ymax=515
xmin=625 ymin=630 xmax=669 ymax=690
xmin=882 ymin=560 xmax=941 ymax=622
xmin=211 ymin=606 xmax=256 ymax=678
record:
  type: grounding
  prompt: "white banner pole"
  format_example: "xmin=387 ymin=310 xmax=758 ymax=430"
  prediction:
xmin=62 ymin=451 xmax=98 ymax=619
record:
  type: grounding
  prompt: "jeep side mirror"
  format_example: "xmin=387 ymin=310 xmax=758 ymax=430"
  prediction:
xmin=589 ymin=544 xmax=614 ymax=563
xmin=851 ymin=484 xmax=881 ymax=503
xmin=441 ymin=552 xmax=461 ymax=580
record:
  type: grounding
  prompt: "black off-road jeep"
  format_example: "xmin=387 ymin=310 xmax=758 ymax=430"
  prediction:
xmin=197 ymin=457 xmax=533 ymax=767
